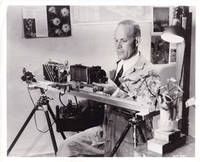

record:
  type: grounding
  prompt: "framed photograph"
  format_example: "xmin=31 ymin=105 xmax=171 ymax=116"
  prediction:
xmin=23 ymin=18 xmax=36 ymax=38
xmin=23 ymin=6 xmax=71 ymax=38
xmin=170 ymin=48 xmax=177 ymax=62
xmin=151 ymin=35 xmax=169 ymax=64
xmin=47 ymin=6 xmax=71 ymax=37
xmin=153 ymin=7 xmax=169 ymax=33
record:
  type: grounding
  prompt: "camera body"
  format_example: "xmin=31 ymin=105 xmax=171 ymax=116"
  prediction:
xmin=43 ymin=61 xmax=69 ymax=83
xmin=70 ymin=64 xmax=108 ymax=84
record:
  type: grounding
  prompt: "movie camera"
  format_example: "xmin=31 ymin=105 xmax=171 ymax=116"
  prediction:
xmin=42 ymin=61 xmax=108 ymax=92
xmin=70 ymin=64 xmax=108 ymax=84
xmin=43 ymin=60 xmax=69 ymax=83
xmin=43 ymin=60 xmax=108 ymax=84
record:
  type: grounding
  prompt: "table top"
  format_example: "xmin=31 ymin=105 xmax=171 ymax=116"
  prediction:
xmin=67 ymin=89 xmax=159 ymax=120
xmin=28 ymin=81 xmax=160 ymax=120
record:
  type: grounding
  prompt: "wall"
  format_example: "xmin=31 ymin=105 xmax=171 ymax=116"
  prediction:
xmin=7 ymin=6 xmax=179 ymax=156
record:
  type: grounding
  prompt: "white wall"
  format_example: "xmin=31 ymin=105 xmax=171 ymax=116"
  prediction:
xmin=6 ymin=6 xmax=184 ymax=156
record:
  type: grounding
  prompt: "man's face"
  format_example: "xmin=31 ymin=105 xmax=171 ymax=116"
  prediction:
xmin=114 ymin=24 xmax=137 ymax=60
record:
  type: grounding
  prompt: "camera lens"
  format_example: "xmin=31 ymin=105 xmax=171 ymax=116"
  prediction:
xmin=96 ymin=70 xmax=107 ymax=83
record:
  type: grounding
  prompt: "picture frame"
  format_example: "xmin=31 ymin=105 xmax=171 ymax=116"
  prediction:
xmin=47 ymin=6 xmax=71 ymax=37
xmin=153 ymin=7 xmax=169 ymax=34
xmin=23 ymin=6 xmax=71 ymax=38
xmin=151 ymin=35 xmax=169 ymax=64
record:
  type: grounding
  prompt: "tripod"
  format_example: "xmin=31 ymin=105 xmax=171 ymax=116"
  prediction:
xmin=7 ymin=88 xmax=66 ymax=156
xmin=109 ymin=115 xmax=146 ymax=157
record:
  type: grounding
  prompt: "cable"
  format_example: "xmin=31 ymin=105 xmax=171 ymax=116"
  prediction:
xmin=59 ymin=91 xmax=79 ymax=108
xmin=33 ymin=108 xmax=55 ymax=133
xmin=59 ymin=92 xmax=67 ymax=107
xmin=74 ymin=96 xmax=79 ymax=108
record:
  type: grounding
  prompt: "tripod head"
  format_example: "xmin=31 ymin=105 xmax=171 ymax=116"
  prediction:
xmin=21 ymin=67 xmax=55 ymax=107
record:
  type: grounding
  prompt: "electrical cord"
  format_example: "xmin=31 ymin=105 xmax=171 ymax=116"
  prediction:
xmin=59 ymin=92 xmax=67 ymax=107
xmin=59 ymin=91 xmax=79 ymax=108
xmin=27 ymin=86 xmax=55 ymax=133
xmin=74 ymin=96 xmax=79 ymax=108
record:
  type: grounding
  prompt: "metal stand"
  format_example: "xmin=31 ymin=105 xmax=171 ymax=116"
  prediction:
xmin=7 ymin=90 xmax=66 ymax=156
xmin=109 ymin=116 xmax=146 ymax=157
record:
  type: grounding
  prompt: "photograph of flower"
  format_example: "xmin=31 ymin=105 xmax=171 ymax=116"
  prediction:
xmin=153 ymin=7 xmax=169 ymax=33
xmin=23 ymin=18 xmax=36 ymax=38
xmin=47 ymin=6 xmax=71 ymax=37
xmin=151 ymin=35 xmax=169 ymax=64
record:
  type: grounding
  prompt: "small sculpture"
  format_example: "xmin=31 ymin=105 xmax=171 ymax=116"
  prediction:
xmin=156 ymin=78 xmax=183 ymax=132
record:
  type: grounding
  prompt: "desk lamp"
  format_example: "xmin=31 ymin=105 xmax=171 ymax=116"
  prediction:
xmin=161 ymin=6 xmax=192 ymax=135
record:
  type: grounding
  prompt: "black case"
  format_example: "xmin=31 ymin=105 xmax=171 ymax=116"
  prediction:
xmin=56 ymin=101 xmax=104 ymax=132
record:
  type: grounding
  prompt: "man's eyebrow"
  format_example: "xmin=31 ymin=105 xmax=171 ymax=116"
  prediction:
xmin=114 ymin=37 xmax=128 ymax=40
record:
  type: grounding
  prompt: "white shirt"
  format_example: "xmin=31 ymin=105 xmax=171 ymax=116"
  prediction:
xmin=115 ymin=52 xmax=139 ymax=78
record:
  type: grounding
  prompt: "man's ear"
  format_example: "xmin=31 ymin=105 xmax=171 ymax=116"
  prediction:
xmin=135 ymin=37 xmax=141 ymax=47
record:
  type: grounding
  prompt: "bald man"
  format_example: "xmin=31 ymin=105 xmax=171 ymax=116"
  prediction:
xmin=58 ymin=20 xmax=155 ymax=157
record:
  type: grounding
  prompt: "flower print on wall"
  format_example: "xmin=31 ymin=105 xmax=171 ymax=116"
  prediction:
xmin=47 ymin=6 xmax=71 ymax=37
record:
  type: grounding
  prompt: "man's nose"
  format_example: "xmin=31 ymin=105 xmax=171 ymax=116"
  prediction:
xmin=117 ymin=41 xmax=122 ymax=49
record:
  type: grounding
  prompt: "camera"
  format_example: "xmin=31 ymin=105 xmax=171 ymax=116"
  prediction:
xmin=70 ymin=64 xmax=108 ymax=84
xmin=43 ymin=60 xmax=69 ymax=83
xmin=21 ymin=68 xmax=37 ymax=84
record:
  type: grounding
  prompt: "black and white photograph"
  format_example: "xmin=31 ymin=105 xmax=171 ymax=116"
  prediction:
xmin=153 ymin=7 xmax=169 ymax=33
xmin=170 ymin=49 xmax=177 ymax=62
xmin=23 ymin=18 xmax=36 ymax=38
xmin=2 ymin=3 xmax=196 ymax=159
xmin=151 ymin=35 xmax=169 ymax=64
xmin=22 ymin=6 xmax=71 ymax=38
xmin=47 ymin=6 xmax=71 ymax=37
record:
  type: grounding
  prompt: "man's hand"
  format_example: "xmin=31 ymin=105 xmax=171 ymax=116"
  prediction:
xmin=93 ymin=79 xmax=118 ymax=95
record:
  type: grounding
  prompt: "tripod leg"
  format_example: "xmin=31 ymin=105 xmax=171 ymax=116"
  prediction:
xmin=44 ymin=110 xmax=58 ymax=155
xmin=47 ymin=104 xmax=66 ymax=140
xmin=109 ymin=122 xmax=132 ymax=157
xmin=7 ymin=106 xmax=38 ymax=155
xmin=133 ymin=124 xmax=137 ymax=148
xmin=137 ymin=125 xmax=146 ymax=143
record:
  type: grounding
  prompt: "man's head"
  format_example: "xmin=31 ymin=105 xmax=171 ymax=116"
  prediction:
xmin=114 ymin=20 xmax=141 ymax=60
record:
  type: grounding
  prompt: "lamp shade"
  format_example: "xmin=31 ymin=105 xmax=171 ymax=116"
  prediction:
xmin=161 ymin=25 xmax=185 ymax=43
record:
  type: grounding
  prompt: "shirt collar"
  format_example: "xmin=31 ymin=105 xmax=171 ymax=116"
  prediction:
xmin=116 ymin=52 xmax=140 ymax=75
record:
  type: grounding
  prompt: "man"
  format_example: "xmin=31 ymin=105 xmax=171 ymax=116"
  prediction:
xmin=101 ymin=20 xmax=156 ymax=156
xmin=57 ymin=20 xmax=156 ymax=157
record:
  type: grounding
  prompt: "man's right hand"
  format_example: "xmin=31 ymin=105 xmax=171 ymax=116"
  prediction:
xmin=93 ymin=79 xmax=118 ymax=95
